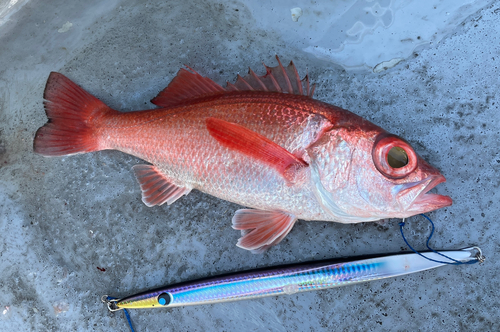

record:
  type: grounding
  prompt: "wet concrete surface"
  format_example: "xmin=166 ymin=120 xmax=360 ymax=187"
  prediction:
xmin=0 ymin=0 xmax=499 ymax=330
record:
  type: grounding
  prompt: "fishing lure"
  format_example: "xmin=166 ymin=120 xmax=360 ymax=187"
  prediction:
xmin=103 ymin=247 xmax=483 ymax=311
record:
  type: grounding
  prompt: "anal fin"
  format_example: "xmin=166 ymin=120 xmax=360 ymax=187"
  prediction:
xmin=232 ymin=209 xmax=297 ymax=253
xmin=133 ymin=165 xmax=191 ymax=207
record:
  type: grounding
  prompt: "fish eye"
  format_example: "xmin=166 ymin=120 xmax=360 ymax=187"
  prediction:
xmin=372 ymin=134 xmax=417 ymax=179
xmin=387 ymin=146 xmax=408 ymax=168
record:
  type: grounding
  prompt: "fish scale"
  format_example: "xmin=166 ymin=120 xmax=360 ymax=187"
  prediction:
xmin=99 ymin=93 xmax=331 ymax=218
xmin=34 ymin=57 xmax=452 ymax=252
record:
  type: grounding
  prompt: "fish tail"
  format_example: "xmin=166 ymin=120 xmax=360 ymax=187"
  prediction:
xmin=34 ymin=72 xmax=118 ymax=156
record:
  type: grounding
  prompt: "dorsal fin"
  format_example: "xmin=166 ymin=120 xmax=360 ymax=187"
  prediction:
xmin=151 ymin=67 xmax=226 ymax=107
xmin=151 ymin=56 xmax=315 ymax=108
xmin=226 ymin=55 xmax=315 ymax=97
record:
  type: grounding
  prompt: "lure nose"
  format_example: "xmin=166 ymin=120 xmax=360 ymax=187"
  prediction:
xmin=114 ymin=294 xmax=161 ymax=310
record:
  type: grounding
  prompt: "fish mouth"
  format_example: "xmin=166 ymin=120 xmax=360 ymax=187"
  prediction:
xmin=399 ymin=175 xmax=452 ymax=213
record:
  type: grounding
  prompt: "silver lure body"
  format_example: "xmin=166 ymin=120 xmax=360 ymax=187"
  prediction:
xmin=105 ymin=248 xmax=481 ymax=310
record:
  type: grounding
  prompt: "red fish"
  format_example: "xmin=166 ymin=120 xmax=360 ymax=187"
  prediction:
xmin=34 ymin=57 xmax=452 ymax=253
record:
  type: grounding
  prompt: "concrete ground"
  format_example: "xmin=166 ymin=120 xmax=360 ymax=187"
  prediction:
xmin=0 ymin=0 xmax=499 ymax=331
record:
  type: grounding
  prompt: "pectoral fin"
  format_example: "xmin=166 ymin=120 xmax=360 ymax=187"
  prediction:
xmin=232 ymin=209 xmax=297 ymax=253
xmin=206 ymin=117 xmax=308 ymax=182
xmin=133 ymin=165 xmax=191 ymax=207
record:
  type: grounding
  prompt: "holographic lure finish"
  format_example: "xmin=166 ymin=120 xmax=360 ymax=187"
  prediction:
xmin=106 ymin=248 xmax=480 ymax=310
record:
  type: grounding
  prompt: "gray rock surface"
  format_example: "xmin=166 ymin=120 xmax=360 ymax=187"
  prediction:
xmin=0 ymin=0 xmax=498 ymax=330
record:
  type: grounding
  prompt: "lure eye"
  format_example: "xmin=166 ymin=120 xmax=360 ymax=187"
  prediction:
xmin=158 ymin=292 xmax=172 ymax=306
xmin=372 ymin=133 xmax=417 ymax=179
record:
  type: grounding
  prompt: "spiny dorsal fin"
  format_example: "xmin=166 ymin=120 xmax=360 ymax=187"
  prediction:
xmin=226 ymin=55 xmax=315 ymax=97
xmin=151 ymin=56 xmax=315 ymax=108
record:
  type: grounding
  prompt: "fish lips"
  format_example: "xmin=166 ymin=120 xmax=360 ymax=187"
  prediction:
xmin=397 ymin=174 xmax=452 ymax=213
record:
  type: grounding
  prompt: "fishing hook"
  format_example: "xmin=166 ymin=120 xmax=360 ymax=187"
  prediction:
xmin=101 ymin=295 xmax=122 ymax=312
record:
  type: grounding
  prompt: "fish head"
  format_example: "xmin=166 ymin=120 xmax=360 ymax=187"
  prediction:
xmin=308 ymin=127 xmax=452 ymax=222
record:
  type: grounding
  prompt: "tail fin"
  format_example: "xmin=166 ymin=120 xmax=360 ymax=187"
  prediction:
xmin=34 ymin=72 xmax=117 ymax=156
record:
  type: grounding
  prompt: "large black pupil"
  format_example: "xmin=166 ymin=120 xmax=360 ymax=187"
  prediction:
xmin=387 ymin=146 xmax=408 ymax=168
